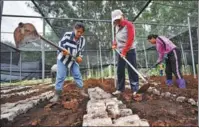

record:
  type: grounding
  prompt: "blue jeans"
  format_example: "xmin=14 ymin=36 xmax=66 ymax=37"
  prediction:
xmin=55 ymin=59 xmax=83 ymax=91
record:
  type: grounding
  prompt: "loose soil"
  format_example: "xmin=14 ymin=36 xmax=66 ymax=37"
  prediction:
xmin=0 ymin=76 xmax=198 ymax=126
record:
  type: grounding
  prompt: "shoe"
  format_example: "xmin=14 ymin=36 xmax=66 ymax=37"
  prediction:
xmin=80 ymin=89 xmax=88 ymax=97
xmin=112 ymin=90 xmax=121 ymax=95
xmin=166 ymin=79 xmax=173 ymax=86
xmin=176 ymin=79 xmax=186 ymax=88
xmin=50 ymin=90 xmax=62 ymax=102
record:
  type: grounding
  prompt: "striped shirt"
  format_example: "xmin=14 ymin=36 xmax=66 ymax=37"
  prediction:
xmin=57 ymin=31 xmax=85 ymax=68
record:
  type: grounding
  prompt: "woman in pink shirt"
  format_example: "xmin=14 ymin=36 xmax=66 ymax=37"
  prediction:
xmin=147 ymin=34 xmax=186 ymax=88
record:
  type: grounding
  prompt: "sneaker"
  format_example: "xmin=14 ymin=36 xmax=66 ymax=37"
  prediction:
xmin=80 ymin=89 xmax=88 ymax=97
xmin=112 ymin=90 xmax=121 ymax=95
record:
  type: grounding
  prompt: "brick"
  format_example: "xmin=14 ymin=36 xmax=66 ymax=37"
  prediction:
xmin=83 ymin=117 xmax=112 ymax=126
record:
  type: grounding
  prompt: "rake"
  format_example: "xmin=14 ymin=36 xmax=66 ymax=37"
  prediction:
xmin=114 ymin=49 xmax=151 ymax=94
xmin=13 ymin=22 xmax=75 ymax=58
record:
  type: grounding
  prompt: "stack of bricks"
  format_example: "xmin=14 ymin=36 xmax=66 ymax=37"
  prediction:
xmin=83 ymin=87 xmax=149 ymax=126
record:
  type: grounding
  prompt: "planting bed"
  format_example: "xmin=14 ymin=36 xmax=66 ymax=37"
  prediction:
xmin=0 ymin=75 xmax=198 ymax=126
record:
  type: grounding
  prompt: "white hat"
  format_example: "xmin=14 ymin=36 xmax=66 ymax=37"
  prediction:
xmin=111 ymin=9 xmax=123 ymax=22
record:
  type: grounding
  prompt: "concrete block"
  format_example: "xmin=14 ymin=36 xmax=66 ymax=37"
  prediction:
xmin=176 ymin=96 xmax=186 ymax=102
xmin=147 ymin=87 xmax=153 ymax=93
xmin=0 ymin=112 xmax=16 ymax=121
xmin=153 ymin=89 xmax=160 ymax=95
xmin=164 ymin=92 xmax=171 ymax=98
xmin=188 ymin=98 xmax=196 ymax=105
xmin=120 ymin=109 xmax=133 ymax=117
xmin=107 ymin=103 xmax=120 ymax=119
xmin=83 ymin=117 xmax=113 ymax=126
xmin=113 ymin=115 xmax=140 ymax=126
xmin=139 ymin=119 xmax=150 ymax=126
xmin=160 ymin=93 xmax=165 ymax=97
xmin=118 ymin=104 xmax=127 ymax=109
xmin=83 ymin=112 xmax=108 ymax=120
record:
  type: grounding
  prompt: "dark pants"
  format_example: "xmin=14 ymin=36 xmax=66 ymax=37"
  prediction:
xmin=51 ymin=71 xmax=56 ymax=83
xmin=165 ymin=48 xmax=183 ymax=80
xmin=117 ymin=49 xmax=139 ymax=92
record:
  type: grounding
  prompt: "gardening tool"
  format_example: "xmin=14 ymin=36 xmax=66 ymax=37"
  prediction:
xmin=114 ymin=49 xmax=151 ymax=94
xmin=13 ymin=22 xmax=76 ymax=58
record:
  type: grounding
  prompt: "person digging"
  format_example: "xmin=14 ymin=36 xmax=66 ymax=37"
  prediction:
xmin=111 ymin=9 xmax=142 ymax=101
xmin=50 ymin=22 xmax=88 ymax=103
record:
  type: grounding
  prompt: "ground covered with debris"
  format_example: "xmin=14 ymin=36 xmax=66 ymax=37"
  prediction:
xmin=0 ymin=76 xmax=198 ymax=126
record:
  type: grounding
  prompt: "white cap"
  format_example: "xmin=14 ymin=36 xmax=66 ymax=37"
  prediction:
xmin=111 ymin=9 xmax=123 ymax=22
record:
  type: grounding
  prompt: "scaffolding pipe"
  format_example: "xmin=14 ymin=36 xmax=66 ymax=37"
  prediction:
xmin=2 ymin=14 xmax=192 ymax=27
xmin=99 ymin=42 xmax=103 ymax=82
xmin=87 ymin=55 xmax=90 ymax=78
xmin=41 ymin=19 xmax=45 ymax=82
xmin=19 ymin=52 xmax=22 ymax=84
xmin=142 ymin=41 xmax=148 ymax=69
xmin=111 ymin=22 xmax=117 ymax=88
xmin=180 ymin=41 xmax=187 ymax=74
xmin=0 ymin=1 xmax=3 ymax=42
xmin=10 ymin=51 xmax=12 ymax=83
xmin=187 ymin=17 xmax=196 ymax=78
xmin=97 ymin=50 xmax=99 ymax=78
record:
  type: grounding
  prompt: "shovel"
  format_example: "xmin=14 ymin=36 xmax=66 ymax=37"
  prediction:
xmin=114 ymin=49 xmax=151 ymax=94
xmin=13 ymin=22 xmax=76 ymax=58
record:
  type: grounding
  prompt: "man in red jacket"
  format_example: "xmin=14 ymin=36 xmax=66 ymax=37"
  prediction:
xmin=112 ymin=9 xmax=139 ymax=95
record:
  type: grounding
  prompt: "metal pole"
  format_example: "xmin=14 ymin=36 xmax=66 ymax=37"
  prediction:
xmin=41 ymin=19 xmax=45 ymax=82
xmin=10 ymin=51 xmax=12 ymax=84
xmin=180 ymin=41 xmax=187 ymax=74
xmin=87 ymin=55 xmax=90 ymax=78
xmin=99 ymin=41 xmax=103 ymax=82
xmin=0 ymin=1 xmax=3 ymax=42
xmin=111 ymin=23 xmax=117 ymax=88
xmin=142 ymin=41 xmax=148 ymax=69
xmin=97 ymin=50 xmax=99 ymax=78
xmin=188 ymin=16 xmax=196 ymax=78
xmin=19 ymin=52 xmax=22 ymax=84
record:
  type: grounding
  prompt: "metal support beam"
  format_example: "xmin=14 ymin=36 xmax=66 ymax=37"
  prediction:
xmin=133 ymin=0 xmax=152 ymax=22
xmin=31 ymin=0 xmax=60 ymax=38
xmin=0 ymin=0 xmax=3 ymax=42
xmin=188 ymin=17 xmax=196 ymax=78
xmin=41 ymin=19 xmax=45 ymax=82
xmin=10 ymin=51 xmax=12 ymax=83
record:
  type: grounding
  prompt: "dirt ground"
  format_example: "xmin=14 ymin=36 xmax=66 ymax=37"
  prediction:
xmin=0 ymin=76 xmax=198 ymax=127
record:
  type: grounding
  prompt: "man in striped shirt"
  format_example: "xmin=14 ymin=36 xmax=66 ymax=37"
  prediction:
xmin=50 ymin=22 xmax=86 ymax=102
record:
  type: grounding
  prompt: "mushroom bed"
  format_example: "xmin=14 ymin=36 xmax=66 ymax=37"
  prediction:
xmin=0 ymin=75 xmax=198 ymax=127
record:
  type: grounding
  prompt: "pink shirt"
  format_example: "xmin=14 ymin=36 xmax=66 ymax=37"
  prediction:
xmin=156 ymin=36 xmax=176 ymax=63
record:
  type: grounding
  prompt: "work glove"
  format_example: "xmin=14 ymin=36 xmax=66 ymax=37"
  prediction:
xmin=76 ymin=56 xmax=83 ymax=64
xmin=163 ymin=54 xmax=168 ymax=60
xmin=112 ymin=40 xmax=117 ymax=50
xmin=62 ymin=49 xmax=69 ymax=56
xmin=150 ymin=62 xmax=161 ymax=69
